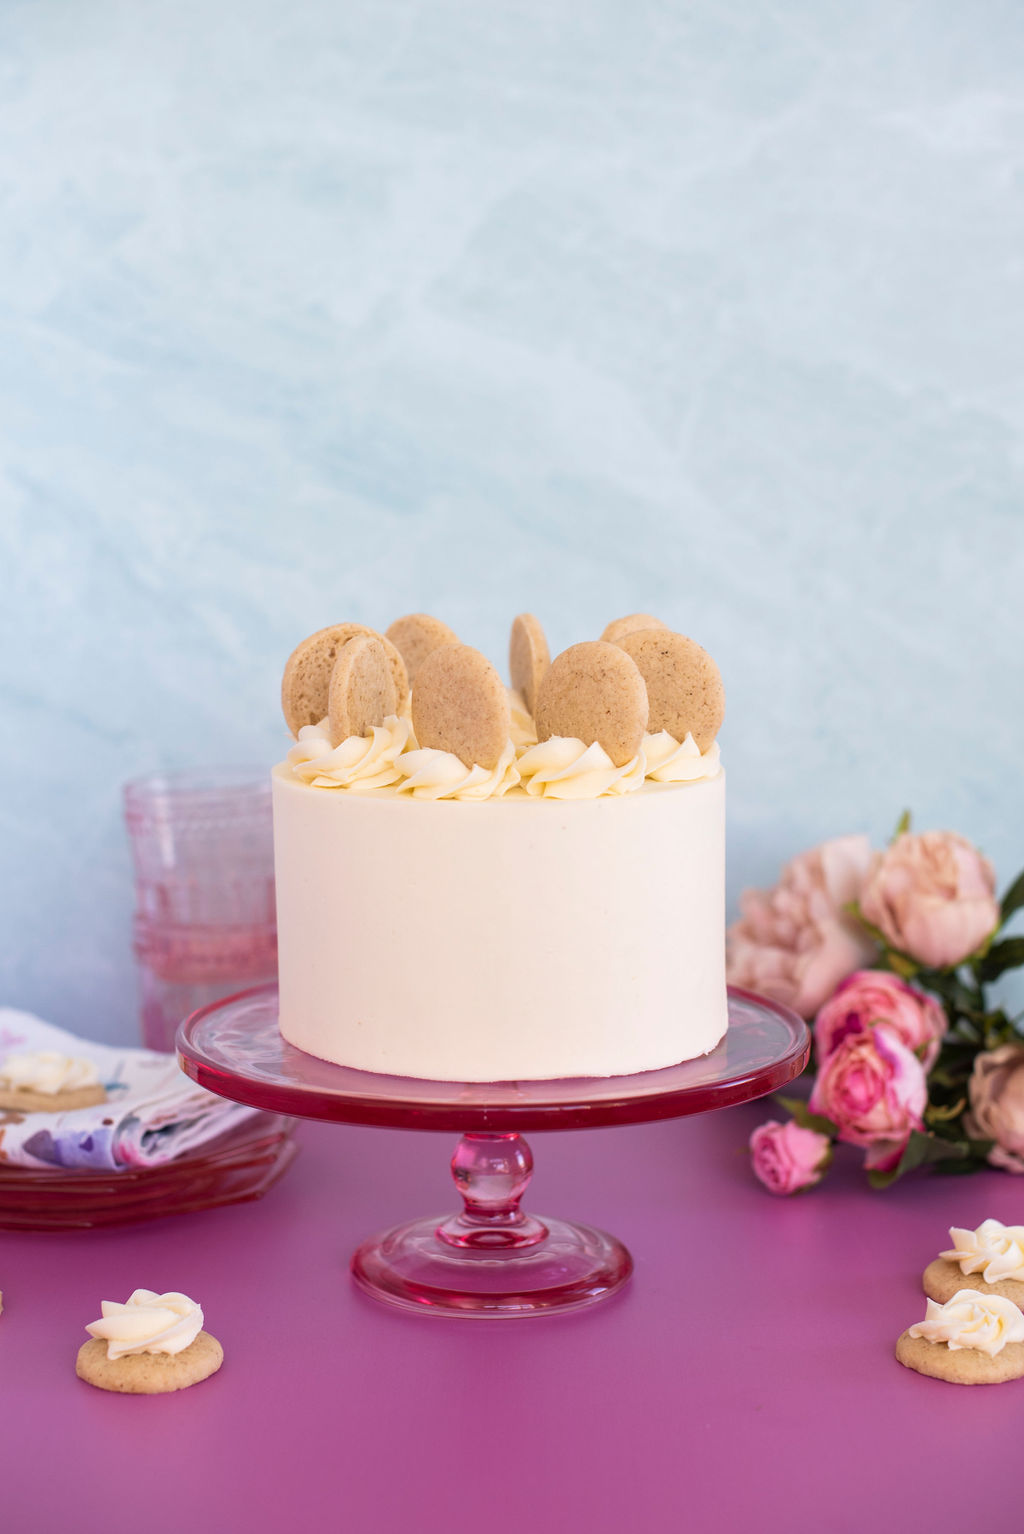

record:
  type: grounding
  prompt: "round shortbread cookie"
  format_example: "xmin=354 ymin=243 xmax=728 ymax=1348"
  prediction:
xmin=75 ymin=1332 xmax=224 ymax=1394
xmin=614 ymin=628 xmax=724 ymax=752
xmin=895 ymin=1330 xmax=1024 ymax=1385
xmin=534 ymin=641 xmax=648 ymax=769
xmin=509 ymin=613 xmax=550 ymax=716
xmin=327 ymin=636 xmax=398 ymax=747
xmin=600 ymin=613 xmax=666 ymax=645
xmin=281 ymin=623 xmax=409 ymax=736
xmin=923 ymin=1259 xmax=1024 ymax=1309
xmin=385 ymin=614 xmax=459 ymax=686
xmin=412 ymin=645 xmax=510 ymax=770
xmin=0 ymin=1084 xmax=106 ymax=1114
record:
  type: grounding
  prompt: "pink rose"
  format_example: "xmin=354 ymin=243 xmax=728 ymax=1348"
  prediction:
xmin=814 ymin=969 xmax=947 ymax=1072
xmin=964 ymin=1044 xmax=1024 ymax=1174
xmin=809 ymin=1023 xmax=927 ymax=1168
xmin=859 ymin=830 xmax=999 ymax=970
xmin=727 ymin=835 xmax=875 ymax=1018
xmin=750 ymin=1120 xmax=832 ymax=1195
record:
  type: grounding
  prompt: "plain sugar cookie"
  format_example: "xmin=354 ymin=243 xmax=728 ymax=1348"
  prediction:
xmin=614 ymin=628 xmax=724 ymax=752
xmin=411 ymin=645 xmax=510 ymax=770
xmin=0 ymin=1084 xmax=106 ymax=1113
xmin=923 ymin=1259 xmax=1024 ymax=1309
xmin=282 ymin=623 xmax=409 ymax=736
xmin=534 ymin=641 xmax=648 ymax=768
xmin=385 ymin=614 xmax=459 ymax=686
xmin=327 ymin=636 xmax=399 ymax=747
xmin=509 ymin=613 xmax=550 ymax=716
xmin=895 ymin=1330 xmax=1024 ymax=1385
xmin=76 ymin=1332 xmax=224 ymax=1395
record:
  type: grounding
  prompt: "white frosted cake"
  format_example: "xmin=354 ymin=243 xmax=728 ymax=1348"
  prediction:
xmin=273 ymin=612 xmax=728 ymax=1082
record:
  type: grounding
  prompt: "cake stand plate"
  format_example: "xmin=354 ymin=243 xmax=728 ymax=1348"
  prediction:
xmin=178 ymin=985 xmax=809 ymax=1319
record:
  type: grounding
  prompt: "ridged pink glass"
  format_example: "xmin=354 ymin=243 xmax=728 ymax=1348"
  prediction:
xmin=178 ymin=986 xmax=809 ymax=1318
xmin=124 ymin=768 xmax=277 ymax=1051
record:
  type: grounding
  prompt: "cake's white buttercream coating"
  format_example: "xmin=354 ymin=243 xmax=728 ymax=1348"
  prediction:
xmin=272 ymin=765 xmax=727 ymax=1081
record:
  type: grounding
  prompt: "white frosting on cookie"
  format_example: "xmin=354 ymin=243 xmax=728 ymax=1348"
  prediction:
xmin=0 ymin=1051 xmax=100 ymax=1095
xmin=939 ymin=1220 xmax=1024 ymax=1285
xmin=908 ymin=1290 xmax=1024 ymax=1357
xmin=85 ymin=1290 xmax=204 ymax=1360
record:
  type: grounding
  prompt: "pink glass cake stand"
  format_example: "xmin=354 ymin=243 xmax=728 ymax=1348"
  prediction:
xmin=177 ymin=984 xmax=808 ymax=1319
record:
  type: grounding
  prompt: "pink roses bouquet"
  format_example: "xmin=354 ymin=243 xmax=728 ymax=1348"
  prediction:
xmin=731 ymin=816 xmax=1024 ymax=1190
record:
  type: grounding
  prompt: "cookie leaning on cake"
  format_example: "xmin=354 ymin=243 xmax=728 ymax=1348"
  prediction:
xmin=281 ymin=610 xmax=725 ymax=801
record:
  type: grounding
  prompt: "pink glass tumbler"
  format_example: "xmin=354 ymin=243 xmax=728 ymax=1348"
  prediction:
xmin=124 ymin=768 xmax=277 ymax=1052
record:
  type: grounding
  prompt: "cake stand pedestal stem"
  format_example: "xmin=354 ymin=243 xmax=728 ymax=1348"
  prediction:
xmin=438 ymin=1132 xmax=547 ymax=1250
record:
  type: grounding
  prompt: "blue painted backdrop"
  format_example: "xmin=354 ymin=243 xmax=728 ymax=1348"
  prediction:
xmin=2 ymin=1 xmax=1022 ymax=1041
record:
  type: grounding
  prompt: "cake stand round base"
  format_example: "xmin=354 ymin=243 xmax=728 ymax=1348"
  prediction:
xmin=352 ymin=1213 xmax=632 ymax=1318
xmin=177 ymin=985 xmax=810 ymax=1320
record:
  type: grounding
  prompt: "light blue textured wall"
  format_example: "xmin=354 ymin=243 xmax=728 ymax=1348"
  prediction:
xmin=2 ymin=2 xmax=1022 ymax=1041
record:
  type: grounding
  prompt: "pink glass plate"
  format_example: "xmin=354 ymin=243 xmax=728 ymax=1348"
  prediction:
xmin=0 ymin=1113 xmax=297 ymax=1231
xmin=178 ymin=987 xmax=808 ymax=1318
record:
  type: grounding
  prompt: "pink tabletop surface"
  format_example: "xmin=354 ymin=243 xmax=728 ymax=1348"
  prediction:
xmin=1 ymin=1100 xmax=1019 ymax=1533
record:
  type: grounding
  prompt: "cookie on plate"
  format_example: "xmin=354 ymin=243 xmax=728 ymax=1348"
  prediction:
xmin=0 ymin=1051 xmax=106 ymax=1114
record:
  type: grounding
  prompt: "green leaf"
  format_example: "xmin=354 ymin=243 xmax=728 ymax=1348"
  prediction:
xmin=1000 ymin=869 xmax=1024 ymax=926
xmin=890 ymin=809 xmax=912 ymax=842
xmin=885 ymin=950 xmax=920 ymax=980
xmin=775 ymin=1096 xmax=837 ymax=1138
xmin=976 ymin=937 xmax=1024 ymax=984
xmin=867 ymin=1131 xmax=971 ymax=1190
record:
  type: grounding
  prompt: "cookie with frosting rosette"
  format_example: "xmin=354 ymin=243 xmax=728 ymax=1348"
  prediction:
xmin=76 ymin=1289 xmax=223 ymax=1395
xmin=923 ymin=1219 xmax=1024 ymax=1308
xmin=0 ymin=1051 xmax=106 ymax=1113
xmin=895 ymin=1289 xmax=1024 ymax=1384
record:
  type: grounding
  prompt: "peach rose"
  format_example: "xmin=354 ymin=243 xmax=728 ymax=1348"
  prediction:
xmin=809 ymin=1023 xmax=927 ymax=1169
xmin=749 ymin=1120 xmax=831 ymax=1195
xmin=727 ymin=835 xmax=875 ymax=1019
xmin=814 ymin=969 xmax=947 ymax=1072
xmin=964 ymin=1044 xmax=1024 ymax=1174
xmin=859 ymin=831 xmax=999 ymax=970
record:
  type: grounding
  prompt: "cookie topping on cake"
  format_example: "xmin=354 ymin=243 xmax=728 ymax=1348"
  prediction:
xmin=509 ymin=613 xmax=551 ymax=717
xmin=534 ymin=641 xmax=648 ymax=768
xmin=600 ymin=613 xmax=666 ymax=644
xmin=385 ymin=613 xmax=460 ymax=685
xmin=282 ymin=623 xmax=409 ymax=736
xmin=280 ymin=611 xmax=725 ymax=797
xmin=613 ymin=628 xmax=725 ymax=753
xmin=411 ymin=644 xmax=511 ymax=771
xmin=327 ymin=636 xmax=398 ymax=748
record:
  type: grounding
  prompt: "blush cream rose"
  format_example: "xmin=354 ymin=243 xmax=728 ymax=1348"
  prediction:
xmin=964 ymin=1045 xmax=1024 ymax=1174
xmin=727 ymin=835 xmax=874 ymax=1019
xmin=859 ymin=831 xmax=1000 ymax=970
